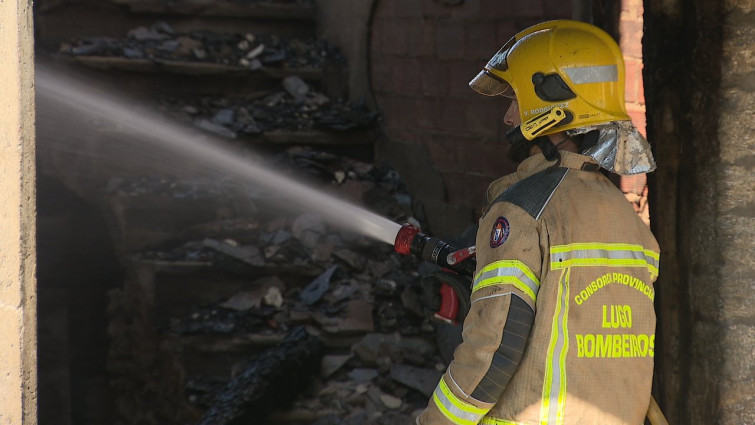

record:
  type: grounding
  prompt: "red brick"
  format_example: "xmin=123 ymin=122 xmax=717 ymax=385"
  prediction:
xmin=415 ymin=97 xmax=444 ymax=129
xmin=373 ymin=0 xmax=397 ymax=19
xmin=377 ymin=96 xmax=419 ymax=133
xmin=450 ymin=0 xmax=482 ymax=19
xmin=425 ymin=135 xmax=462 ymax=170
xmin=435 ymin=98 xmax=496 ymax=134
xmin=436 ymin=21 xmax=466 ymax=60
xmin=464 ymin=21 xmax=498 ymax=59
xmin=495 ymin=20 xmax=518 ymax=45
xmin=637 ymin=77 xmax=645 ymax=105
xmin=369 ymin=18 xmax=386 ymax=54
xmin=543 ymin=0 xmax=573 ymax=17
xmin=388 ymin=96 xmax=431 ymax=133
xmin=389 ymin=56 xmax=422 ymax=93
xmin=421 ymin=0 xmax=452 ymax=17
xmin=624 ymin=58 xmax=643 ymax=104
xmin=514 ymin=0 xmax=544 ymax=18
xmin=621 ymin=0 xmax=644 ymax=19
xmin=479 ymin=0 xmax=519 ymax=19
xmin=448 ymin=59 xmax=486 ymax=96
xmin=370 ymin=54 xmax=392 ymax=91
xmin=619 ymin=174 xmax=647 ymax=194
xmin=514 ymin=17 xmax=545 ymax=32
xmin=380 ymin=19 xmax=409 ymax=56
xmin=463 ymin=97 xmax=503 ymax=133
xmin=420 ymin=59 xmax=451 ymax=95
xmin=384 ymin=128 xmax=423 ymax=144
xmin=619 ymin=19 xmax=643 ymax=59
xmin=626 ymin=107 xmax=647 ymax=137
xmin=406 ymin=19 xmax=437 ymax=57
xmin=443 ymin=172 xmax=494 ymax=206
xmin=453 ymin=134 xmax=484 ymax=151
xmin=458 ymin=136 xmax=512 ymax=176
xmin=488 ymin=139 xmax=519 ymax=176
xmin=396 ymin=1 xmax=424 ymax=18
xmin=438 ymin=98 xmax=471 ymax=131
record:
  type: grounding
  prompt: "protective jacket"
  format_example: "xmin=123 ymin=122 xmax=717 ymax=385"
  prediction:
xmin=418 ymin=152 xmax=660 ymax=425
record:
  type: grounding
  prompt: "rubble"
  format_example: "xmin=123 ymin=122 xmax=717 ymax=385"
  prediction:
xmin=159 ymin=86 xmax=379 ymax=140
xmin=61 ymin=21 xmax=344 ymax=71
xmin=106 ymin=148 xmax=452 ymax=424
xmin=197 ymin=326 xmax=324 ymax=425
xmin=300 ymin=265 xmax=338 ymax=305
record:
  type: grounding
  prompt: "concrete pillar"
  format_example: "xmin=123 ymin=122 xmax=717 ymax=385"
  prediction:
xmin=714 ymin=1 xmax=755 ymax=423
xmin=0 ymin=1 xmax=37 ymax=424
xmin=645 ymin=0 xmax=755 ymax=423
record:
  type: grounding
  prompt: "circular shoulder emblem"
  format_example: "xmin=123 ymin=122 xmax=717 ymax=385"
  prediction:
xmin=489 ymin=217 xmax=510 ymax=248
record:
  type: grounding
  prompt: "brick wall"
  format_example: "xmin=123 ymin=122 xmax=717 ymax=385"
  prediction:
xmin=370 ymin=0 xmax=574 ymax=235
xmin=370 ymin=0 xmax=649 ymax=234
xmin=619 ymin=0 xmax=650 ymax=225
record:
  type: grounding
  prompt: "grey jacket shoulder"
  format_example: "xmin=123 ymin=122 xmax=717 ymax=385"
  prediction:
xmin=490 ymin=167 xmax=569 ymax=220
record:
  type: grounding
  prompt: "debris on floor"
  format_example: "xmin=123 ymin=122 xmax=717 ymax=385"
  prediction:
xmin=59 ymin=21 xmax=343 ymax=72
xmin=158 ymin=84 xmax=379 ymax=139
xmin=105 ymin=148 xmax=456 ymax=424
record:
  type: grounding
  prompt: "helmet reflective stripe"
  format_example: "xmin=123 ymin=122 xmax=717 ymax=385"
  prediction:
xmin=562 ymin=65 xmax=619 ymax=85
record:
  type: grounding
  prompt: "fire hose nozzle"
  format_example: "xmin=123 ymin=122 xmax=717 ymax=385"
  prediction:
xmin=394 ymin=223 xmax=420 ymax=256
xmin=393 ymin=223 xmax=476 ymax=277
xmin=393 ymin=223 xmax=475 ymax=324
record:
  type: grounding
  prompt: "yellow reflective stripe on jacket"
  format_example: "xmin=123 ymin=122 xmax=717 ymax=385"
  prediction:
xmin=540 ymin=268 xmax=570 ymax=425
xmin=481 ymin=417 xmax=525 ymax=425
xmin=473 ymin=260 xmax=540 ymax=303
xmin=432 ymin=377 xmax=489 ymax=425
xmin=550 ymin=243 xmax=660 ymax=276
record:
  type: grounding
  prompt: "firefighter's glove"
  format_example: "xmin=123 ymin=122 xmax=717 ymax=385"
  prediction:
xmin=419 ymin=270 xmax=472 ymax=324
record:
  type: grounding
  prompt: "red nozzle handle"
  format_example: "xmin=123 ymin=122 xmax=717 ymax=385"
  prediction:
xmin=433 ymin=283 xmax=460 ymax=325
xmin=394 ymin=223 xmax=420 ymax=256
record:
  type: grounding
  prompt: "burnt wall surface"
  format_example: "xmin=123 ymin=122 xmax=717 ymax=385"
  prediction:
xmin=645 ymin=0 xmax=755 ymax=424
xmin=37 ymin=176 xmax=123 ymax=425
xmin=369 ymin=0 xmax=574 ymax=237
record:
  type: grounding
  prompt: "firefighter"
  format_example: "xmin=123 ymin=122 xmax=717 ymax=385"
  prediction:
xmin=417 ymin=20 xmax=660 ymax=425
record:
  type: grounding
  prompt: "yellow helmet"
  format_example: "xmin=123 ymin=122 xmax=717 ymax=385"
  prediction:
xmin=469 ymin=20 xmax=629 ymax=138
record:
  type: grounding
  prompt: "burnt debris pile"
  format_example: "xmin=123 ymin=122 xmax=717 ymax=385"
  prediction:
xmin=54 ymin=17 xmax=377 ymax=146
xmin=36 ymin=1 xmax=442 ymax=424
xmin=105 ymin=148 xmax=449 ymax=425
xmin=159 ymin=81 xmax=378 ymax=140
xmin=60 ymin=20 xmax=341 ymax=72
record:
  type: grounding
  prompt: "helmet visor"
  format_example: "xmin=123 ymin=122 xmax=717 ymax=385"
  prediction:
xmin=487 ymin=36 xmax=515 ymax=71
xmin=468 ymin=69 xmax=514 ymax=97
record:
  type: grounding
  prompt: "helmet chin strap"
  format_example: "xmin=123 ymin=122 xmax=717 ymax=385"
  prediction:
xmin=506 ymin=129 xmax=561 ymax=164
xmin=506 ymin=107 xmax=568 ymax=164
xmin=535 ymin=137 xmax=560 ymax=162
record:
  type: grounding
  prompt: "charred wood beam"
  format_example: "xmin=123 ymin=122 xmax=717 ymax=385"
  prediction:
xmin=198 ymin=326 xmax=324 ymax=425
